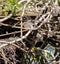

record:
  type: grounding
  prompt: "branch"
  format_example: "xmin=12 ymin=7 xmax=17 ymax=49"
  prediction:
xmin=0 ymin=13 xmax=12 ymax=23
xmin=0 ymin=26 xmax=33 ymax=48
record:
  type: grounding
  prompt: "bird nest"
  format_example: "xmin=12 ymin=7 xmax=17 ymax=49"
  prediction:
xmin=0 ymin=0 xmax=60 ymax=64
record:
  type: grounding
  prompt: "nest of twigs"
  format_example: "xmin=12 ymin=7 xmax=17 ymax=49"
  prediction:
xmin=0 ymin=0 xmax=60 ymax=64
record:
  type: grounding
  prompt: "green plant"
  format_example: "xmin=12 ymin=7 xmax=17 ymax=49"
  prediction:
xmin=3 ymin=0 xmax=18 ymax=14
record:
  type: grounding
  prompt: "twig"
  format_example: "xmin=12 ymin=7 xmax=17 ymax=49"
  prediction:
xmin=0 ymin=49 xmax=7 ymax=64
xmin=0 ymin=13 xmax=12 ymax=23
xmin=20 ymin=0 xmax=31 ymax=46
xmin=0 ymin=26 xmax=33 ymax=48
xmin=0 ymin=30 xmax=27 ymax=37
xmin=34 ymin=12 xmax=52 ymax=30
xmin=12 ymin=44 xmax=28 ymax=53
